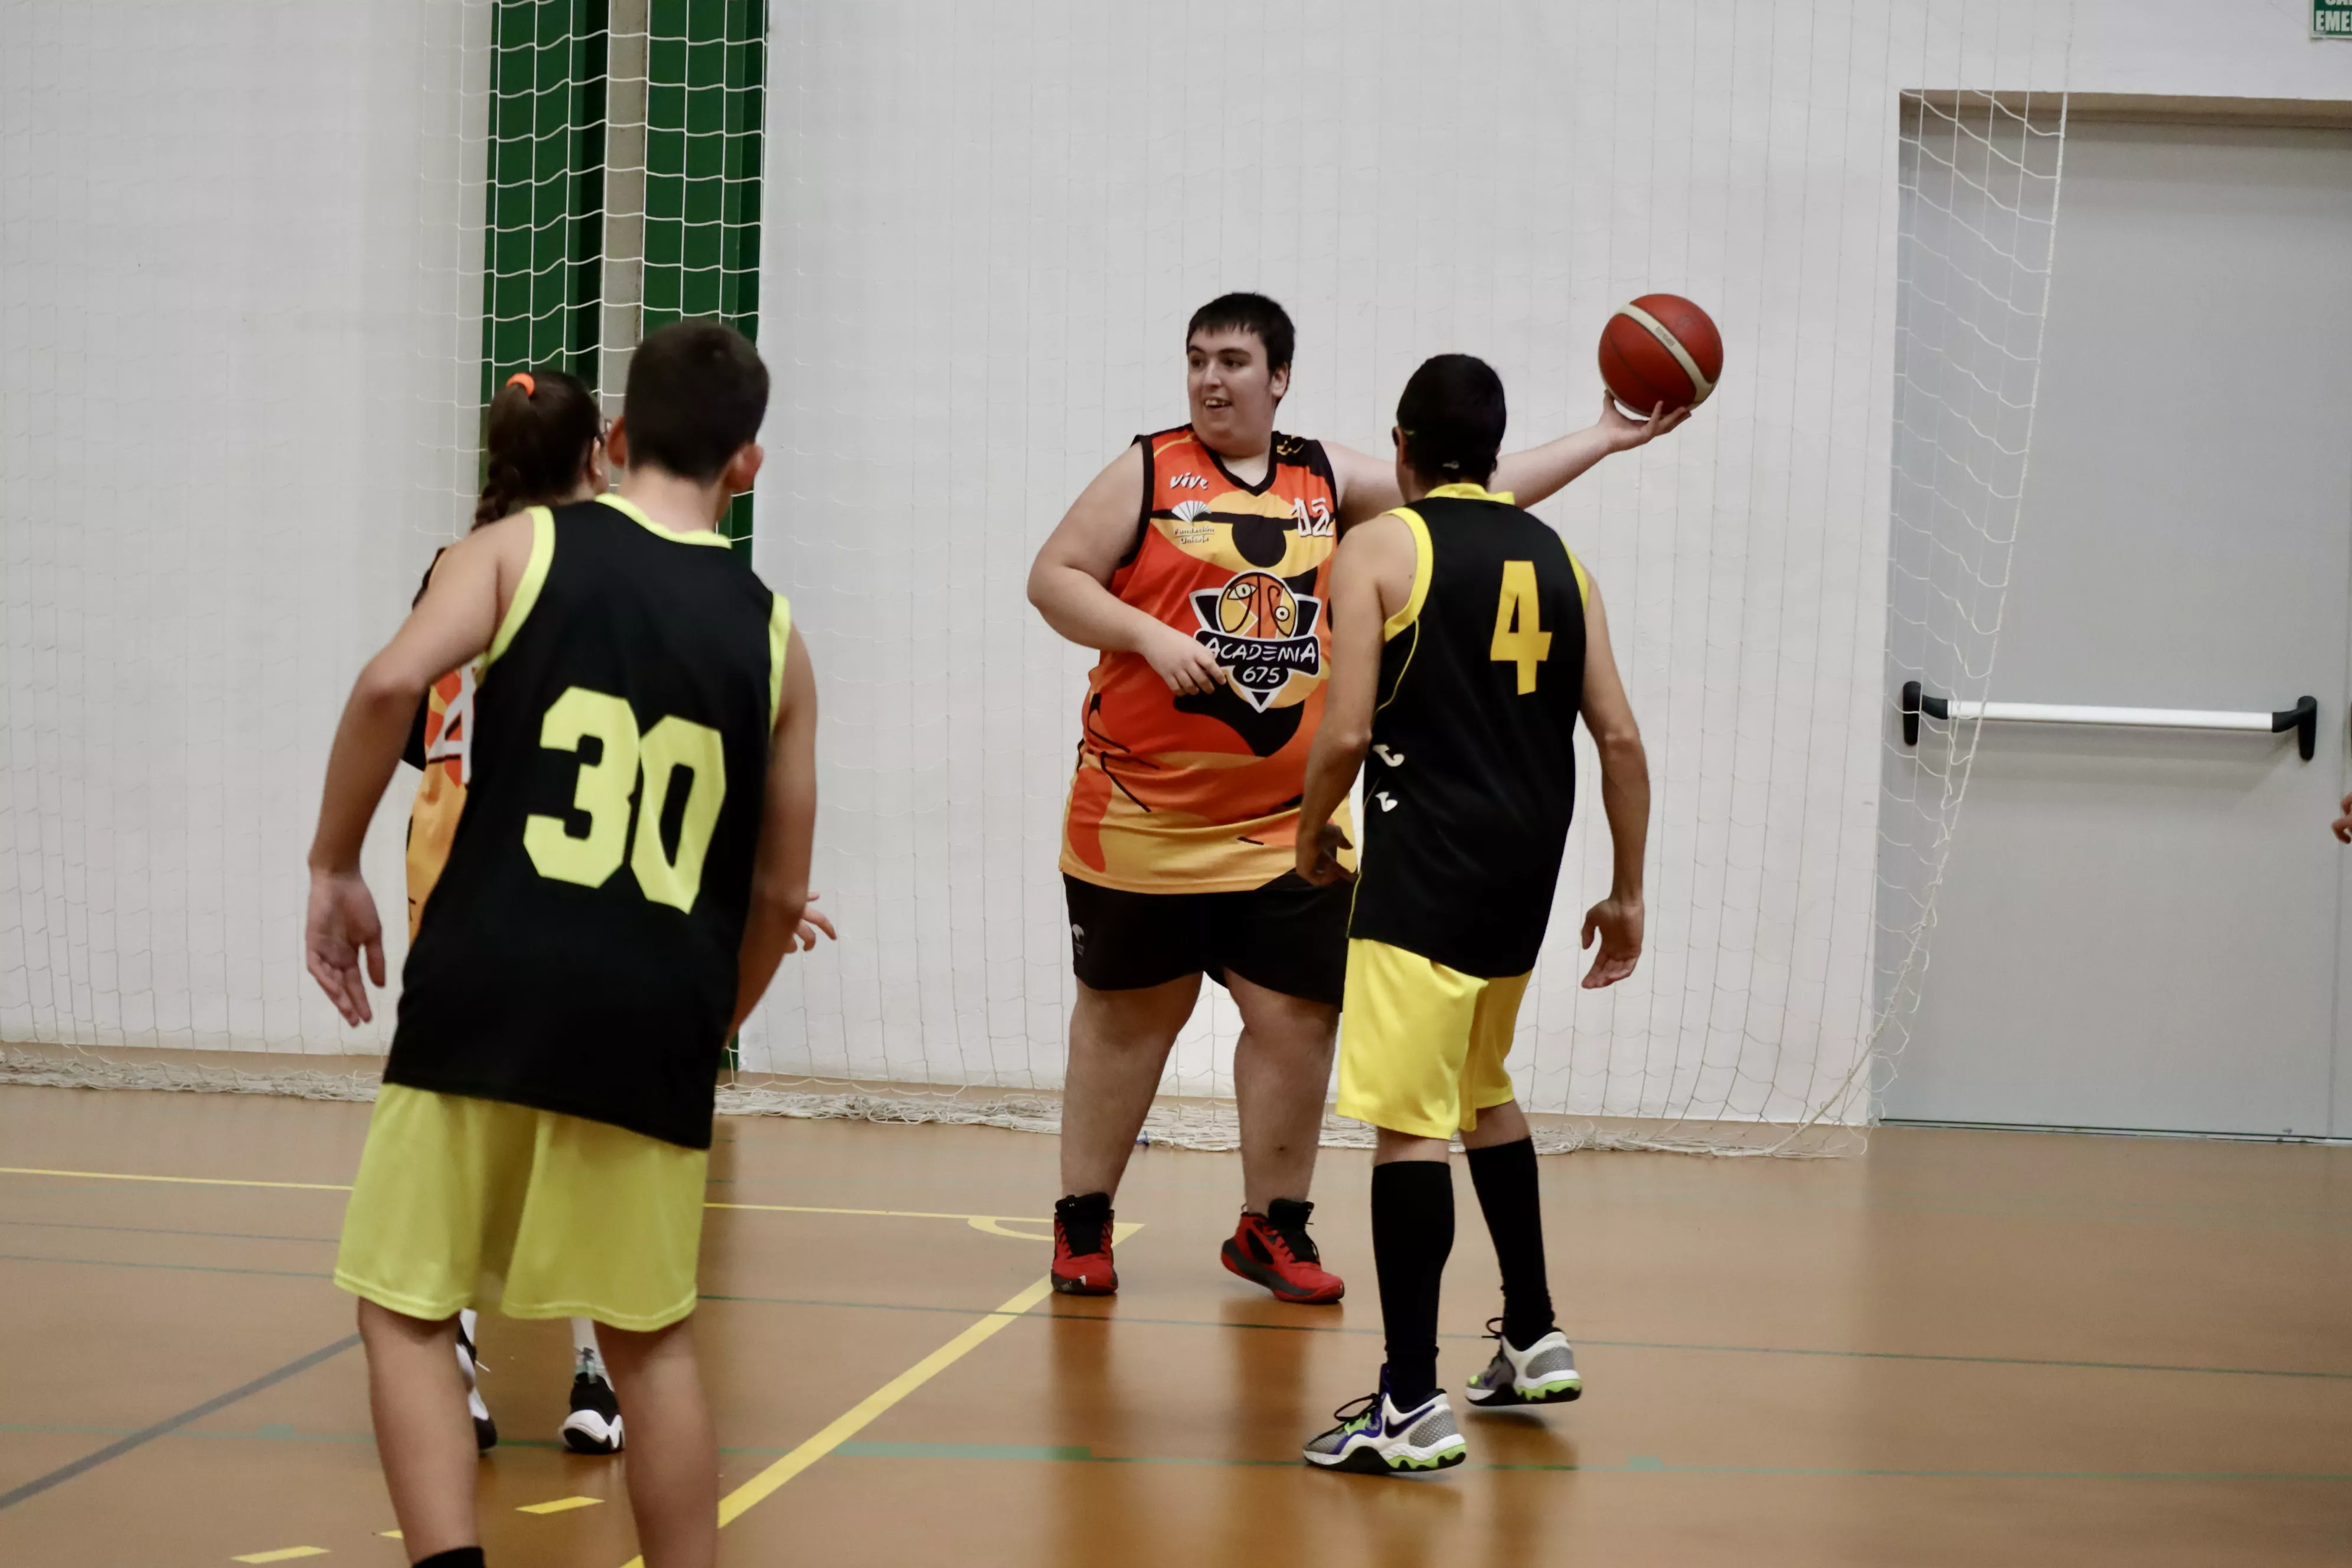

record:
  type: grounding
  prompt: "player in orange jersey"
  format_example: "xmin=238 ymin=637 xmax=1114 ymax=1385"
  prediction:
xmin=1027 ymin=293 xmax=1685 ymax=1302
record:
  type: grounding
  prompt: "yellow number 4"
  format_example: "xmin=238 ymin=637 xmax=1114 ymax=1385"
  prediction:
xmin=1490 ymin=560 xmax=1550 ymax=694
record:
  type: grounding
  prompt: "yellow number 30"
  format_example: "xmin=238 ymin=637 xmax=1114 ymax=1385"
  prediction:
xmin=1490 ymin=560 xmax=1551 ymax=694
xmin=522 ymin=686 xmax=727 ymax=912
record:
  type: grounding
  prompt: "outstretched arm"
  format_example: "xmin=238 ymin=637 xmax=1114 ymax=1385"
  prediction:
xmin=1576 ymin=574 xmax=1651 ymax=988
xmin=733 ymin=623 xmax=819 ymax=1032
xmin=1295 ymin=514 xmax=1416 ymax=884
xmin=1326 ymin=393 xmax=1692 ymax=525
xmin=304 ymin=517 xmax=531 ymax=1023
xmin=1026 ymin=442 xmax=1227 ymax=695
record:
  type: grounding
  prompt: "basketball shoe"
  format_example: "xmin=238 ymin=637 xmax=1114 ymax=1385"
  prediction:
xmin=1220 ymin=1198 xmax=1344 ymax=1304
xmin=1302 ymin=1368 xmax=1467 ymax=1475
xmin=455 ymin=1308 xmax=496 ymax=1452
xmin=1051 ymin=1191 xmax=1118 ymax=1295
xmin=559 ymin=1347 xmax=625 ymax=1454
xmin=1465 ymin=1319 xmax=1582 ymax=1407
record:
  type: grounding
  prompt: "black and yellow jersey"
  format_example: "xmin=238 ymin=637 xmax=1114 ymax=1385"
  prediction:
xmin=387 ymin=494 xmax=790 ymax=1151
xmin=1347 ymin=484 xmax=1589 ymax=979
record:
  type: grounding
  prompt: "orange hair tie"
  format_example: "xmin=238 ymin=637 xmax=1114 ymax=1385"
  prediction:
xmin=505 ymin=371 xmax=537 ymax=397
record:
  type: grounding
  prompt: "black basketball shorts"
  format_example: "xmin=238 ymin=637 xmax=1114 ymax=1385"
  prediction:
xmin=1062 ymin=871 xmax=1351 ymax=1007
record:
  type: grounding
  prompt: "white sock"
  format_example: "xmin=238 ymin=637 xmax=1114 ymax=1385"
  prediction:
xmin=570 ymin=1317 xmax=606 ymax=1380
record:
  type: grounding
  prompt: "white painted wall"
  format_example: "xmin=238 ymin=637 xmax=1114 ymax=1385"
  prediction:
xmin=0 ymin=1 xmax=477 ymax=1054
xmin=1 ymin=0 xmax=2346 ymax=1106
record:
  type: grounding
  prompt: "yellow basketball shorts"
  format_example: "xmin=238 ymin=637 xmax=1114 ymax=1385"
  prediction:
xmin=335 ymin=1084 xmax=708 ymax=1331
xmin=1337 ymin=939 xmax=1532 ymax=1139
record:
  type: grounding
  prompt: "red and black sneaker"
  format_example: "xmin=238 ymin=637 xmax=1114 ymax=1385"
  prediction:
xmin=1222 ymin=1197 xmax=1344 ymax=1304
xmin=1051 ymin=1191 xmax=1118 ymax=1295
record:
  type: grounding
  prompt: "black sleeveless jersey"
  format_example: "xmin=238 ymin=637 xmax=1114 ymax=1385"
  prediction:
xmin=387 ymin=495 xmax=788 ymax=1149
xmin=1347 ymin=486 xmax=1589 ymax=979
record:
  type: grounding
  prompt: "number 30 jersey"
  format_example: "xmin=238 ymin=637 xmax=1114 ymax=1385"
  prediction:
xmin=1348 ymin=485 xmax=1589 ymax=980
xmin=389 ymin=495 xmax=788 ymax=1150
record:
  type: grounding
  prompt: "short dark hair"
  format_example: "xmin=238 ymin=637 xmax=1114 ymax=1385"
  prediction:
xmin=622 ymin=319 xmax=770 ymax=482
xmin=1396 ymin=354 xmax=1507 ymax=484
xmin=477 ymin=365 xmax=600 ymax=529
xmin=1187 ymin=292 xmax=1295 ymax=374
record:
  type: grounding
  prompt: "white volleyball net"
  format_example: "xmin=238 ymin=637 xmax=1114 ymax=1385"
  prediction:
xmin=2 ymin=1 xmax=2070 ymax=1155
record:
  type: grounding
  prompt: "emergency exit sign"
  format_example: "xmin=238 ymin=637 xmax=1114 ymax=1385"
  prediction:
xmin=2318 ymin=0 xmax=2352 ymax=39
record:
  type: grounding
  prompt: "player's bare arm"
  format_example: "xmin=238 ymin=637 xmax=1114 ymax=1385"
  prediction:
xmin=1295 ymin=513 xmax=1417 ymax=885
xmin=1325 ymin=393 xmax=1693 ymax=527
xmin=1027 ymin=442 xmax=1226 ymax=696
xmin=733 ymin=622 xmax=820 ymax=1032
xmin=1576 ymin=573 xmax=1650 ymax=989
xmin=302 ymin=514 xmax=537 ymax=1024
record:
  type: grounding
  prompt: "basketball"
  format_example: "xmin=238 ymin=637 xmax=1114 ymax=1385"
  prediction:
xmin=1598 ymin=293 xmax=1723 ymax=414
xmin=1219 ymin=571 xmax=1296 ymax=639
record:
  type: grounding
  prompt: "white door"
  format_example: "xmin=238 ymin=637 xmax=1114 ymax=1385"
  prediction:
xmin=1886 ymin=120 xmax=2352 ymax=1136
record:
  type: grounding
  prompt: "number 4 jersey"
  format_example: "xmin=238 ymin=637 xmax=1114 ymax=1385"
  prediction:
xmin=1349 ymin=484 xmax=1590 ymax=979
xmin=389 ymin=494 xmax=789 ymax=1151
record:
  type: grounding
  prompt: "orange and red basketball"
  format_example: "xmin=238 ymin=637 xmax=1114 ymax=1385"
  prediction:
xmin=1599 ymin=293 xmax=1723 ymax=415
xmin=1218 ymin=572 xmax=1296 ymax=639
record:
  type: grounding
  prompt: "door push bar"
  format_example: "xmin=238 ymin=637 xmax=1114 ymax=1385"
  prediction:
xmin=1901 ymin=682 xmax=2317 ymax=762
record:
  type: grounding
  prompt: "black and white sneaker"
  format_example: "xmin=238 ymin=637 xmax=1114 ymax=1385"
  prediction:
xmin=559 ymin=1349 xmax=625 ymax=1455
xmin=1302 ymin=1368 xmax=1467 ymax=1475
xmin=1464 ymin=1318 xmax=1582 ymax=1407
xmin=455 ymin=1308 xmax=497 ymax=1452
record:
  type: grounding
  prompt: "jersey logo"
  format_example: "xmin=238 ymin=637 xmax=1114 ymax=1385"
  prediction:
xmin=1168 ymin=472 xmax=1210 ymax=491
xmin=1190 ymin=571 xmax=1322 ymax=711
xmin=1372 ymin=744 xmax=1406 ymax=767
xmin=1373 ymin=791 xmax=1398 ymax=812
xmin=424 ymin=664 xmax=478 ymax=785
xmin=1171 ymin=499 xmax=1212 ymax=522
xmin=1291 ymin=496 xmax=1335 ymax=538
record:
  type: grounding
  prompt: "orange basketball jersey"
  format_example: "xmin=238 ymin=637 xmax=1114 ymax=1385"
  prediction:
xmin=1060 ymin=426 xmax=1355 ymax=893
xmin=404 ymin=664 xmax=473 ymax=940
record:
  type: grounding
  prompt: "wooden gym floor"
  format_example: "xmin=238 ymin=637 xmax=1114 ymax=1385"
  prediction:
xmin=1 ymin=1084 xmax=2348 ymax=1566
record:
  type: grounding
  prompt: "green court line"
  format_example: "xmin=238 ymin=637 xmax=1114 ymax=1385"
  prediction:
xmin=0 ymin=1333 xmax=361 ymax=1511
xmin=0 ymin=1422 xmax=2340 ymax=1485
xmin=0 ymin=1252 xmax=328 ymax=1282
xmin=9 ymin=1251 xmax=2348 ymax=1388
xmin=702 ymin=1291 xmax=2352 ymax=1384
xmin=0 ymin=1217 xmax=340 ymax=1246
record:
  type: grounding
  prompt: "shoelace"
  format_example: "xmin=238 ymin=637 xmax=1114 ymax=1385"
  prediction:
xmin=1265 ymin=1207 xmax=1320 ymax=1265
xmin=1327 ymin=1391 xmax=1380 ymax=1432
xmin=1057 ymin=1204 xmax=1109 ymax=1257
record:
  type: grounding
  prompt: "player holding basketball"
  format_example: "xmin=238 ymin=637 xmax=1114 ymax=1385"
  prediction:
xmin=1294 ymin=354 xmax=1663 ymax=1474
xmin=402 ymin=367 xmax=834 ymax=1459
xmin=307 ymin=321 xmax=815 ymax=1568
xmin=1028 ymin=294 xmax=1680 ymax=1302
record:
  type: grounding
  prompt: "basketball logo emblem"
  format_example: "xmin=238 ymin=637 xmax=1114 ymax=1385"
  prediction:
xmin=1188 ymin=570 xmax=1324 ymax=713
xmin=1217 ymin=573 xmax=1298 ymax=639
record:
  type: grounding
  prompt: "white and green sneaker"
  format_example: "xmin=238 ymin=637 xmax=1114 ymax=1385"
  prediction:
xmin=1464 ymin=1320 xmax=1582 ymax=1407
xmin=1302 ymin=1372 xmax=1468 ymax=1475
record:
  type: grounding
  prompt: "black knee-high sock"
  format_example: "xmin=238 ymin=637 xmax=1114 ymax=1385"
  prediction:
xmin=414 ymin=1549 xmax=486 ymax=1568
xmin=1466 ymin=1136 xmax=1554 ymax=1347
xmin=1371 ymin=1159 xmax=1454 ymax=1409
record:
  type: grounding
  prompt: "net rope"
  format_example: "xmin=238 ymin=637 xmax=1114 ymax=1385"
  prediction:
xmin=2 ymin=0 xmax=2073 ymax=1158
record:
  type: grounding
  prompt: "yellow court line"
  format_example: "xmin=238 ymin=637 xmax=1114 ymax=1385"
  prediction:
xmin=620 ymin=1253 xmax=1117 ymax=1568
xmin=231 ymin=1550 xmax=328 ymax=1564
xmin=518 ymin=1495 xmax=604 ymax=1515
xmin=1 ymin=1168 xmax=1054 ymax=1230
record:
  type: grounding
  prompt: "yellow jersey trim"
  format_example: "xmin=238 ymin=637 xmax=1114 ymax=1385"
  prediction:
xmin=1384 ymin=508 xmax=1434 ymax=642
xmin=486 ymin=506 xmax=554 ymax=670
xmin=1422 ymin=482 xmax=1517 ymax=504
xmin=595 ymin=492 xmax=736 ymax=548
xmin=1566 ymin=544 xmax=1591 ymax=607
xmin=767 ymin=593 xmax=792 ymax=731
